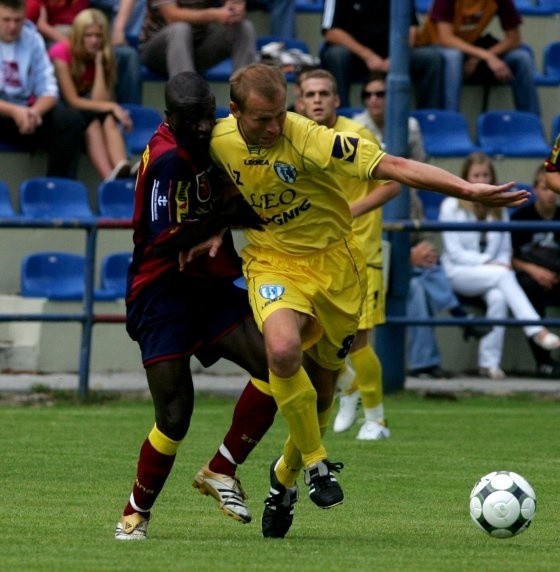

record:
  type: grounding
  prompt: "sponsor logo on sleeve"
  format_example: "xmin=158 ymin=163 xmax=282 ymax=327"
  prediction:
xmin=332 ymin=134 xmax=359 ymax=162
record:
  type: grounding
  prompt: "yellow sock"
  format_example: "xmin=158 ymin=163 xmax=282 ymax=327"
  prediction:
xmin=276 ymin=438 xmax=302 ymax=488
xmin=276 ymin=401 xmax=333 ymax=488
xmin=318 ymin=403 xmax=333 ymax=437
xmin=250 ymin=377 xmax=273 ymax=396
xmin=349 ymin=345 xmax=383 ymax=410
xmin=148 ymin=424 xmax=181 ymax=456
xmin=269 ymin=367 xmax=326 ymax=467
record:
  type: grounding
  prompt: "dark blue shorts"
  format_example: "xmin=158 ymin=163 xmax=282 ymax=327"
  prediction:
xmin=126 ymin=274 xmax=252 ymax=367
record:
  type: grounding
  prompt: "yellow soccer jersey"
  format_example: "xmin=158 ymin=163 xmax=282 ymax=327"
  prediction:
xmin=332 ymin=115 xmax=386 ymax=268
xmin=210 ymin=112 xmax=386 ymax=256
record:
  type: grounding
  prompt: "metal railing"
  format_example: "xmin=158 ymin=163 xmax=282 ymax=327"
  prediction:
xmin=0 ymin=217 xmax=130 ymax=397
xmin=0 ymin=216 xmax=558 ymax=396
xmin=382 ymin=217 xmax=560 ymax=328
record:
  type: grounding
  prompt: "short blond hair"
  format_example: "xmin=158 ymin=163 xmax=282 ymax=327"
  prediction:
xmin=230 ymin=63 xmax=287 ymax=111
xmin=296 ymin=68 xmax=338 ymax=94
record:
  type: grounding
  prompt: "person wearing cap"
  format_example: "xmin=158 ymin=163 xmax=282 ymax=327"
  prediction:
xmin=114 ymin=71 xmax=276 ymax=540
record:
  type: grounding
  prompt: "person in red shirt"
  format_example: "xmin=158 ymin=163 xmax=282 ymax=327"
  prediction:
xmin=417 ymin=0 xmax=540 ymax=114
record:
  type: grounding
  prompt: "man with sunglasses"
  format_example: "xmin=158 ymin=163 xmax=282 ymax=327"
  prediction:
xmin=296 ymin=68 xmax=397 ymax=441
xmin=354 ymin=71 xmax=492 ymax=380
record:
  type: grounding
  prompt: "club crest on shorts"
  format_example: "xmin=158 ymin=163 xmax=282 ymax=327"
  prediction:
xmin=274 ymin=162 xmax=297 ymax=184
xmin=259 ymin=284 xmax=284 ymax=301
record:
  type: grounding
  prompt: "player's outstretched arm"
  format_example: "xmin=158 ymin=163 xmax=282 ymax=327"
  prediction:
xmin=373 ymin=155 xmax=531 ymax=207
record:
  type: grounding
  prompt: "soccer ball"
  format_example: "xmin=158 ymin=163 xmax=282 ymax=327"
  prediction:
xmin=469 ymin=471 xmax=537 ymax=539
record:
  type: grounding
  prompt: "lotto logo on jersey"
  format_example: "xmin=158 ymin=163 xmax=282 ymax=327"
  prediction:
xmin=259 ymin=284 xmax=284 ymax=301
xmin=274 ymin=162 xmax=297 ymax=184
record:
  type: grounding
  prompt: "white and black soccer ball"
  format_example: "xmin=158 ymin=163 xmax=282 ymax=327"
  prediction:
xmin=469 ymin=470 xmax=537 ymax=539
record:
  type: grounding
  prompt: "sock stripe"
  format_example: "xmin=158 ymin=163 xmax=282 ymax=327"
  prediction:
xmin=218 ymin=443 xmax=236 ymax=465
xmin=148 ymin=425 xmax=181 ymax=456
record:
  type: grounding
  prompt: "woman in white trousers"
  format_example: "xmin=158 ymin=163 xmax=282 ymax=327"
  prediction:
xmin=440 ymin=153 xmax=560 ymax=379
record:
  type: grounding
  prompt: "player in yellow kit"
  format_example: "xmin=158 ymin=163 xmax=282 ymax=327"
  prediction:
xmin=204 ymin=63 xmax=528 ymax=538
xmin=297 ymin=68 xmax=398 ymax=441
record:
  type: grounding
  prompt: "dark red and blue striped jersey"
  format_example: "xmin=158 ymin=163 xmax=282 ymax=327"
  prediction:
xmin=126 ymin=121 xmax=242 ymax=302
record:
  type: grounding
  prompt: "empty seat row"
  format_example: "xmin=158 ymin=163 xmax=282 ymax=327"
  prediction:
xmin=21 ymin=251 xmax=132 ymax=301
xmin=412 ymin=109 xmax=554 ymax=158
xmin=0 ymin=177 xmax=135 ymax=221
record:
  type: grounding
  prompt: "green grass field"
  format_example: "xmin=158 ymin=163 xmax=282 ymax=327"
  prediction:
xmin=1 ymin=391 xmax=558 ymax=571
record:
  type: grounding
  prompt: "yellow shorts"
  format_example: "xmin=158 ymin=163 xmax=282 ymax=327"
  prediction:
xmin=242 ymin=235 xmax=367 ymax=371
xmin=359 ymin=265 xmax=386 ymax=330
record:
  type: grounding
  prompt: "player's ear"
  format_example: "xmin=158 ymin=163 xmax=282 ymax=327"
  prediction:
xmin=230 ymin=101 xmax=241 ymax=118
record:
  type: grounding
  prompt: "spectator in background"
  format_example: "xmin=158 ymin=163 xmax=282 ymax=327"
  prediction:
xmin=296 ymin=68 xmax=397 ymax=440
xmin=26 ymin=0 xmax=88 ymax=43
xmin=511 ymin=164 xmax=560 ymax=378
xmin=139 ymin=0 xmax=257 ymax=79
xmin=90 ymin=0 xmax=144 ymax=104
xmin=416 ymin=0 xmax=540 ymax=115
xmin=440 ymin=153 xmax=560 ymax=380
xmin=0 ymin=0 xmax=83 ymax=178
xmin=26 ymin=0 xmax=142 ymax=104
xmin=320 ymin=0 xmax=443 ymax=108
xmin=268 ymin=0 xmax=295 ymax=39
xmin=49 ymin=8 xmax=133 ymax=181
xmin=407 ymin=188 xmax=492 ymax=379
xmin=353 ymin=72 xmax=490 ymax=379
xmin=246 ymin=0 xmax=296 ymax=38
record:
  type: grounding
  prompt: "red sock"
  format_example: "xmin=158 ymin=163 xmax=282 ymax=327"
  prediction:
xmin=123 ymin=437 xmax=176 ymax=516
xmin=209 ymin=381 xmax=277 ymax=476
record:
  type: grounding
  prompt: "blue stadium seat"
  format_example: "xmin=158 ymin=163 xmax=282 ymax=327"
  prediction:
xmin=0 ymin=141 xmax=24 ymax=152
xmin=203 ymin=59 xmax=234 ymax=83
xmin=414 ymin=0 xmax=432 ymax=13
xmin=295 ymin=0 xmax=324 ymax=13
xmin=543 ymin=41 xmax=560 ymax=83
xmin=411 ymin=109 xmax=480 ymax=157
xmin=520 ymin=42 xmax=559 ymax=86
xmin=216 ymin=106 xmax=230 ymax=118
xmin=122 ymin=103 xmax=163 ymax=155
xmin=19 ymin=177 xmax=95 ymax=220
xmin=100 ymin=252 xmax=132 ymax=299
xmin=513 ymin=0 xmax=556 ymax=15
xmin=337 ymin=106 xmax=362 ymax=118
xmin=477 ymin=110 xmax=550 ymax=157
xmin=140 ymin=65 xmax=167 ymax=82
xmin=98 ymin=179 xmax=135 ymax=220
xmin=20 ymin=252 xmax=117 ymax=301
xmin=532 ymin=0 xmax=560 ymax=13
xmin=416 ymin=189 xmax=445 ymax=221
xmin=0 ymin=181 xmax=16 ymax=217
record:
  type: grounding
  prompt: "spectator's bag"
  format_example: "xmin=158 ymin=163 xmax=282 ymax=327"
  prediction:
xmin=519 ymin=243 xmax=560 ymax=272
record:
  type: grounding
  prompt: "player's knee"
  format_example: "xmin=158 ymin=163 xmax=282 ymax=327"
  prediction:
xmin=155 ymin=400 xmax=193 ymax=441
xmin=266 ymin=338 xmax=302 ymax=377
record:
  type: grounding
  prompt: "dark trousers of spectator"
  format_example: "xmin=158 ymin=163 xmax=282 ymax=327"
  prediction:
xmin=516 ymin=270 xmax=560 ymax=367
xmin=0 ymin=104 xmax=83 ymax=179
xmin=115 ymin=45 xmax=143 ymax=104
xmin=320 ymin=43 xmax=443 ymax=108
